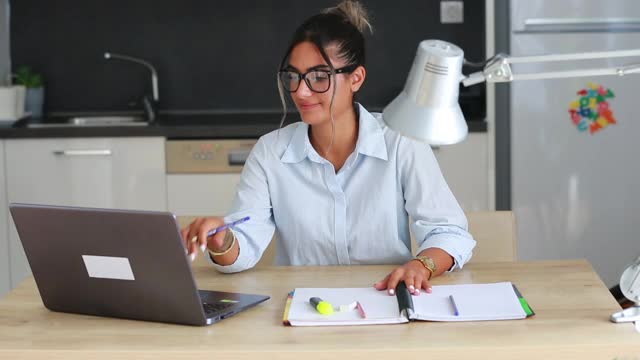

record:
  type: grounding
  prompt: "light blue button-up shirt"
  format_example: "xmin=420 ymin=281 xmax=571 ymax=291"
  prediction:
xmin=211 ymin=104 xmax=476 ymax=273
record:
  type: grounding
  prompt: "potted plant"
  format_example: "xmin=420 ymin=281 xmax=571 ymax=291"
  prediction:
xmin=14 ymin=66 xmax=44 ymax=118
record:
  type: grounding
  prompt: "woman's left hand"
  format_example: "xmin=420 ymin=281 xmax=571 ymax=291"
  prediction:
xmin=374 ymin=260 xmax=433 ymax=296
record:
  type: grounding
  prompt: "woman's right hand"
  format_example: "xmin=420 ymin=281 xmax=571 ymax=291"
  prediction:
xmin=180 ymin=217 xmax=227 ymax=261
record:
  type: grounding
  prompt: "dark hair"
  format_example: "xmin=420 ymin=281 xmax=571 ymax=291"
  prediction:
xmin=276 ymin=0 xmax=373 ymax=151
xmin=279 ymin=0 xmax=372 ymax=73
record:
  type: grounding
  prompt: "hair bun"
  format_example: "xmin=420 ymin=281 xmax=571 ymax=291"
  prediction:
xmin=324 ymin=0 xmax=373 ymax=35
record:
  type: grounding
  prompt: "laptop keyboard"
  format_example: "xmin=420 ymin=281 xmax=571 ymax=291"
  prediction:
xmin=202 ymin=302 xmax=233 ymax=315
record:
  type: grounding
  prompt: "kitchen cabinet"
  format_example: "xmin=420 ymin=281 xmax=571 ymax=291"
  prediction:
xmin=168 ymin=174 xmax=241 ymax=217
xmin=165 ymin=139 xmax=251 ymax=217
xmin=4 ymin=137 xmax=167 ymax=288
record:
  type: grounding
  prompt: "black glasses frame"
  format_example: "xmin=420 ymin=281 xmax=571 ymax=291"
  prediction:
xmin=278 ymin=64 xmax=359 ymax=93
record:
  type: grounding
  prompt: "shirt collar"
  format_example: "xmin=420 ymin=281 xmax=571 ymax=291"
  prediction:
xmin=280 ymin=122 xmax=310 ymax=163
xmin=280 ymin=103 xmax=388 ymax=164
xmin=354 ymin=103 xmax=388 ymax=161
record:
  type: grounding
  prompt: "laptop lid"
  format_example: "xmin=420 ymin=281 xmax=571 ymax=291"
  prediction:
xmin=9 ymin=203 xmax=269 ymax=326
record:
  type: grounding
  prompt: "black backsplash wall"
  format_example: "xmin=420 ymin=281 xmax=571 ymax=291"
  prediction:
xmin=11 ymin=0 xmax=485 ymax=118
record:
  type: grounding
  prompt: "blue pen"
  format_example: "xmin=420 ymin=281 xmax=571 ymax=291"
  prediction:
xmin=449 ymin=295 xmax=459 ymax=316
xmin=206 ymin=216 xmax=250 ymax=237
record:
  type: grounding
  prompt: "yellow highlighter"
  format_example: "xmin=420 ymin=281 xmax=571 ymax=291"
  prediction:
xmin=309 ymin=297 xmax=334 ymax=315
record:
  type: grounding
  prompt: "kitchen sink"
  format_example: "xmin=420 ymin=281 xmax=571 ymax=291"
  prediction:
xmin=68 ymin=116 xmax=146 ymax=126
xmin=26 ymin=115 xmax=148 ymax=128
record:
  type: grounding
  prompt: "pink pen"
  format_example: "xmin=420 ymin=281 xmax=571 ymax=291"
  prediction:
xmin=356 ymin=301 xmax=366 ymax=319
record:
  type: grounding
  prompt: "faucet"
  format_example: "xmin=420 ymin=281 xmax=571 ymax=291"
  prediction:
xmin=104 ymin=52 xmax=159 ymax=123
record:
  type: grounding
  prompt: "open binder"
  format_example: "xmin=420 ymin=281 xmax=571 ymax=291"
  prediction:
xmin=283 ymin=282 xmax=534 ymax=326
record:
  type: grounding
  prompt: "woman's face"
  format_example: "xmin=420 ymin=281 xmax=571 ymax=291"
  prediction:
xmin=284 ymin=41 xmax=363 ymax=126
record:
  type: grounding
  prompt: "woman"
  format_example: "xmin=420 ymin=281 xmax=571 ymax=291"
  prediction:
xmin=182 ymin=0 xmax=476 ymax=296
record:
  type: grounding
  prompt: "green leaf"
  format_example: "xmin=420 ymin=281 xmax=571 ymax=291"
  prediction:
xmin=13 ymin=65 xmax=44 ymax=88
xmin=32 ymin=74 xmax=44 ymax=87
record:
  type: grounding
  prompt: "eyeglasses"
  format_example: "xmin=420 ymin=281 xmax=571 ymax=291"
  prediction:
xmin=278 ymin=64 xmax=358 ymax=93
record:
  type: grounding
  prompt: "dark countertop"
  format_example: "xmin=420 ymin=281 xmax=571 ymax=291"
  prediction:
xmin=0 ymin=114 xmax=487 ymax=139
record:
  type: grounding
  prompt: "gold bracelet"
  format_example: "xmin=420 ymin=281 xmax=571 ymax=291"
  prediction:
xmin=207 ymin=230 xmax=237 ymax=257
xmin=414 ymin=256 xmax=437 ymax=280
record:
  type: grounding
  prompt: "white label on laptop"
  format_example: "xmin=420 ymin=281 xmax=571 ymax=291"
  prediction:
xmin=82 ymin=255 xmax=135 ymax=281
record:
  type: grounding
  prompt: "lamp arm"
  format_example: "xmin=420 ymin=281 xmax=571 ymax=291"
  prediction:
xmin=507 ymin=49 xmax=640 ymax=64
xmin=461 ymin=49 xmax=640 ymax=87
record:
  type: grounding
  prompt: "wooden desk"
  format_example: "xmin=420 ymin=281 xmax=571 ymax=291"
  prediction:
xmin=0 ymin=259 xmax=637 ymax=359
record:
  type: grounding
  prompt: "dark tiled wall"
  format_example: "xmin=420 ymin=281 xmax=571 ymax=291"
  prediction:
xmin=1 ymin=0 xmax=9 ymax=85
xmin=11 ymin=0 xmax=485 ymax=117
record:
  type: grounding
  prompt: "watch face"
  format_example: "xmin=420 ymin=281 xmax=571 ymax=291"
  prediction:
xmin=426 ymin=258 xmax=436 ymax=270
xmin=418 ymin=257 xmax=436 ymax=272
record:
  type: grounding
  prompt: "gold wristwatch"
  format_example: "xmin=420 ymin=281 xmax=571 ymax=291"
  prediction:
xmin=414 ymin=256 xmax=437 ymax=280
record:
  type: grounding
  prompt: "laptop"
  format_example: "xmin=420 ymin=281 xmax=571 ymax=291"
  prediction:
xmin=9 ymin=203 xmax=270 ymax=326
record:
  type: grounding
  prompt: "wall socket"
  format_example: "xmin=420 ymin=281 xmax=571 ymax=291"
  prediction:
xmin=440 ymin=1 xmax=464 ymax=24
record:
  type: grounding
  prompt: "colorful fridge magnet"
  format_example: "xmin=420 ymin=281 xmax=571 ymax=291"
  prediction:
xmin=568 ymin=82 xmax=617 ymax=134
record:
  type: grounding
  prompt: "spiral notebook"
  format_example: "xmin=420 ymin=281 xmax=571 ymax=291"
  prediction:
xmin=283 ymin=282 xmax=534 ymax=326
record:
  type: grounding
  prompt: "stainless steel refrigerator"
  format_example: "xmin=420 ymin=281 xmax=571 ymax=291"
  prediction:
xmin=510 ymin=0 xmax=640 ymax=287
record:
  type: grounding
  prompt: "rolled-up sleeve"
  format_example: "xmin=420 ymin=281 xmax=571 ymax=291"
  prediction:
xmin=398 ymin=137 xmax=476 ymax=270
xmin=208 ymin=138 xmax=276 ymax=273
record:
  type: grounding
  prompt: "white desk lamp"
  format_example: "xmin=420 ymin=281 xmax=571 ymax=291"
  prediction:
xmin=383 ymin=39 xmax=640 ymax=145
xmin=383 ymin=40 xmax=640 ymax=327
xmin=610 ymin=257 xmax=640 ymax=329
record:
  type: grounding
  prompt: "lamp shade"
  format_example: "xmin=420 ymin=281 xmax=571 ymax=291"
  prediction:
xmin=383 ymin=40 xmax=468 ymax=145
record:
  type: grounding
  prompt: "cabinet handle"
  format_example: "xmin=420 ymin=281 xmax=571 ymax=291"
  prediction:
xmin=519 ymin=17 xmax=640 ymax=33
xmin=53 ymin=149 xmax=112 ymax=156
